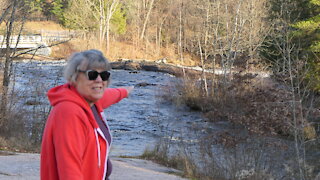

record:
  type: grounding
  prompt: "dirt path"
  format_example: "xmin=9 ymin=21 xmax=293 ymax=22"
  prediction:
xmin=0 ymin=152 xmax=187 ymax=180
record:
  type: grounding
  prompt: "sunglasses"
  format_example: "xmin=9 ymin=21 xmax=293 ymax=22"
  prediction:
xmin=78 ymin=70 xmax=110 ymax=81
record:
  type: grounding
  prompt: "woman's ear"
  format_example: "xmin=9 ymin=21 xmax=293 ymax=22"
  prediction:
xmin=69 ymin=75 xmax=78 ymax=86
xmin=71 ymin=72 xmax=79 ymax=85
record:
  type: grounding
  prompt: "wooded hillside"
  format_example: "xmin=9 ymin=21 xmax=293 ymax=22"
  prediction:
xmin=1 ymin=0 xmax=319 ymax=71
xmin=0 ymin=1 xmax=319 ymax=179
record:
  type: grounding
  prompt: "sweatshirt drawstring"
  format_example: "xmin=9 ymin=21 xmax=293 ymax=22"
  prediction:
xmin=95 ymin=128 xmax=109 ymax=180
xmin=94 ymin=129 xmax=101 ymax=167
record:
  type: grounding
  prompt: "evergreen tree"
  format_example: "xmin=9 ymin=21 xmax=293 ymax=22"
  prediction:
xmin=48 ymin=0 xmax=68 ymax=23
xmin=111 ymin=3 xmax=127 ymax=35
xmin=261 ymin=0 xmax=320 ymax=90
xmin=292 ymin=0 xmax=320 ymax=53
xmin=24 ymin=0 xmax=43 ymax=12
xmin=259 ymin=0 xmax=308 ymax=73
xmin=291 ymin=0 xmax=320 ymax=90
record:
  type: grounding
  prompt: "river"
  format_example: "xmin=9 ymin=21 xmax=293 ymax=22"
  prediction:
xmin=11 ymin=59 xmax=209 ymax=156
xmin=9 ymin=60 xmax=320 ymax=179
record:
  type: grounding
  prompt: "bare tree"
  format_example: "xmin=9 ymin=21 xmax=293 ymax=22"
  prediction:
xmin=154 ymin=0 xmax=171 ymax=55
xmin=267 ymin=1 xmax=318 ymax=178
xmin=0 ymin=0 xmax=18 ymax=129
xmin=105 ymin=0 xmax=119 ymax=53
xmin=64 ymin=0 xmax=120 ymax=53
xmin=140 ymin=0 xmax=155 ymax=41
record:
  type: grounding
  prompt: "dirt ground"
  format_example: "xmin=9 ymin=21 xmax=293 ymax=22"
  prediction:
xmin=0 ymin=152 xmax=187 ymax=180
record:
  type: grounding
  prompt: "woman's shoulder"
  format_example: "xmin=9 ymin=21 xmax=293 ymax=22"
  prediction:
xmin=55 ymin=100 xmax=83 ymax=110
xmin=48 ymin=101 xmax=91 ymax=129
xmin=51 ymin=101 xmax=88 ymax=118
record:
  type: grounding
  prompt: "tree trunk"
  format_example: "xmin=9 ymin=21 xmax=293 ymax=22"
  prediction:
xmin=198 ymin=38 xmax=208 ymax=97
xmin=179 ymin=0 xmax=183 ymax=64
xmin=0 ymin=4 xmax=11 ymax=26
xmin=99 ymin=0 xmax=105 ymax=46
xmin=0 ymin=0 xmax=18 ymax=128
xmin=105 ymin=0 xmax=119 ymax=54
xmin=140 ymin=0 xmax=155 ymax=40
xmin=157 ymin=15 xmax=167 ymax=55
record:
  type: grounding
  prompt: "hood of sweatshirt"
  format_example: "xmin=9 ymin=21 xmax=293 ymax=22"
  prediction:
xmin=47 ymin=83 xmax=99 ymax=129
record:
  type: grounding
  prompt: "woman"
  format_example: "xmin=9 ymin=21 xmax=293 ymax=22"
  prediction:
xmin=40 ymin=49 xmax=133 ymax=180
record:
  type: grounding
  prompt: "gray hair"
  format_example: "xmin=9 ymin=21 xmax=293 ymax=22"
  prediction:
xmin=63 ymin=49 xmax=111 ymax=84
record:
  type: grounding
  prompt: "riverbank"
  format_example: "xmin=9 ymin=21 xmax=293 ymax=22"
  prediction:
xmin=0 ymin=58 xmax=319 ymax=179
xmin=0 ymin=152 xmax=187 ymax=180
xmin=109 ymin=60 xmax=320 ymax=179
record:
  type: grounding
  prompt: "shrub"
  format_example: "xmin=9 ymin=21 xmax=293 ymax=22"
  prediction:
xmin=166 ymin=73 xmax=319 ymax=138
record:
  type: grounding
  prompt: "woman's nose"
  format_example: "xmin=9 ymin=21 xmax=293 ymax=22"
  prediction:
xmin=95 ymin=74 xmax=103 ymax=82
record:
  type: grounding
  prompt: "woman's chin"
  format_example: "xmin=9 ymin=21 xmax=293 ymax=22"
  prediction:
xmin=85 ymin=95 xmax=103 ymax=105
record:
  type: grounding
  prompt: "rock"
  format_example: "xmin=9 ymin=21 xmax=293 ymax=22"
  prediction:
xmin=111 ymin=59 xmax=203 ymax=78
xmin=235 ymin=168 xmax=255 ymax=179
xmin=155 ymin=58 xmax=167 ymax=64
xmin=140 ymin=65 xmax=159 ymax=72
xmin=110 ymin=61 xmax=125 ymax=69
xmin=124 ymin=61 xmax=141 ymax=70
xmin=136 ymin=82 xmax=157 ymax=87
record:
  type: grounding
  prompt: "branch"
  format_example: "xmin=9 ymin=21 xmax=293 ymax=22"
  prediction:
xmin=0 ymin=4 xmax=12 ymax=25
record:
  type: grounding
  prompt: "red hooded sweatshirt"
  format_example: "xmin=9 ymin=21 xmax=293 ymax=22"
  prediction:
xmin=40 ymin=84 xmax=128 ymax=180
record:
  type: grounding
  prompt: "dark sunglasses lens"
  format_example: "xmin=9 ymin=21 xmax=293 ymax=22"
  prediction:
xmin=100 ymin=71 xmax=110 ymax=81
xmin=87 ymin=70 xmax=99 ymax=80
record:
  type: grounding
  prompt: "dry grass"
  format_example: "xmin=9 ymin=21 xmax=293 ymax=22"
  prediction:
xmin=50 ymin=35 xmax=200 ymax=66
xmin=0 ymin=21 xmax=66 ymax=34
xmin=1 ymin=20 xmax=200 ymax=66
xmin=50 ymin=41 xmax=78 ymax=59
xmin=149 ymin=75 xmax=320 ymax=179
xmin=24 ymin=21 xmax=67 ymax=31
xmin=109 ymin=41 xmax=198 ymax=66
xmin=140 ymin=140 xmax=196 ymax=179
xmin=162 ymin=73 xmax=319 ymax=139
xmin=141 ymin=135 xmax=280 ymax=179
xmin=23 ymin=21 xmax=199 ymax=65
xmin=0 ymin=87 xmax=47 ymax=153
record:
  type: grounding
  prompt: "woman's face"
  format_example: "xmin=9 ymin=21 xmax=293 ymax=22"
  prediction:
xmin=74 ymin=68 xmax=108 ymax=106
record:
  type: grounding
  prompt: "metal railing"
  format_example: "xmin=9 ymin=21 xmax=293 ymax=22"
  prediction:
xmin=0 ymin=35 xmax=43 ymax=49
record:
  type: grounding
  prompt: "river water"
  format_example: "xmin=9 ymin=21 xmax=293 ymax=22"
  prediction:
xmin=9 ymin=60 xmax=320 ymax=179
xmin=11 ymin=60 xmax=209 ymax=156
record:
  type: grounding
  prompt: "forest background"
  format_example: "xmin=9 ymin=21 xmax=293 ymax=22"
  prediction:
xmin=0 ymin=0 xmax=319 ymax=179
